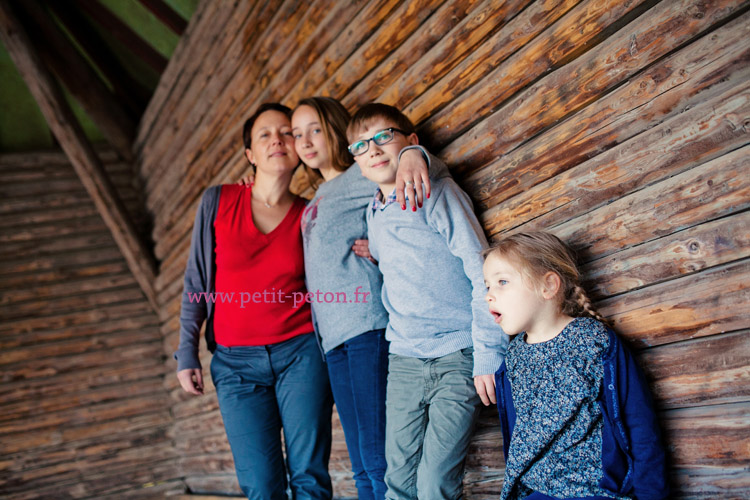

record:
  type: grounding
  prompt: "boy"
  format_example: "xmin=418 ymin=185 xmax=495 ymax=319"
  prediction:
xmin=347 ymin=103 xmax=508 ymax=499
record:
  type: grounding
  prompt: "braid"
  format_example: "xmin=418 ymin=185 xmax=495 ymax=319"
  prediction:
xmin=568 ymin=285 xmax=607 ymax=325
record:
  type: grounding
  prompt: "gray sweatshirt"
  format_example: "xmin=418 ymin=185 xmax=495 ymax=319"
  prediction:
xmin=366 ymin=175 xmax=508 ymax=376
xmin=302 ymin=146 xmax=448 ymax=353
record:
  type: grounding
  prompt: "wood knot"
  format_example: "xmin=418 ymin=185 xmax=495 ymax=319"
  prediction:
xmin=688 ymin=241 xmax=700 ymax=253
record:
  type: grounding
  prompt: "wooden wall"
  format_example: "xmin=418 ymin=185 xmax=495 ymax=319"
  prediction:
xmin=135 ymin=0 xmax=750 ymax=497
xmin=0 ymin=150 xmax=182 ymax=499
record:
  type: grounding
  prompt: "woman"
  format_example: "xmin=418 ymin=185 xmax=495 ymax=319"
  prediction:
xmin=175 ymin=103 xmax=333 ymax=500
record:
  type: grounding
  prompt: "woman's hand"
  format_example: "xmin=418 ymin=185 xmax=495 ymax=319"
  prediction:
xmin=352 ymin=239 xmax=377 ymax=265
xmin=395 ymin=148 xmax=431 ymax=212
xmin=177 ymin=368 xmax=205 ymax=395
xmin=474 ymin=374 xmax=497 ymax=406
xmin=237 ymin=174 xmax=254 ymax=187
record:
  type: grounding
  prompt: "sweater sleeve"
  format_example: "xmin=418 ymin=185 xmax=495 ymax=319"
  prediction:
xmin=174 ymin=187 xmax=217 ymax=371
xmin=426 ymin=179 xmax=508 ymax=375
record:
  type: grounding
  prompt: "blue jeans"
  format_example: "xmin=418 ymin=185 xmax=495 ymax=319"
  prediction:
xmin=384 ymin=348 xmax=480 ymax=500
xmin=210 ymin=333 xmax=333 ymax=500
xmin=326 ymin=329 xmax=389 ymax=500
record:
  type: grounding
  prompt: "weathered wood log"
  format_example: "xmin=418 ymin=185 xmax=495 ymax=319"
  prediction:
xmin=136 ymin=0 xmax=260 ymax=176
xmin=138 ymin=0 xmax=299 ymax=188
xmin=582 ymin=213 xmax=750 ymax=298
xmin=0 ymin=0 xmax=158 ymax=312
xmin=135 ymin=0 xmax=217 ymax=148
xmin=671 ymin=466 xmax=750 ymax=497
xmin=599 ymin=259 xmax=749 ymax=347
xmin=375 ymin=0 xmax=533 ymax=111
xmin=482 ymin=91 xmax=750 ymax=242
xmin=0 ymin=311 xmax=159 ymax=350
xmin=639 ymin=330 xmax=750 ymax=409
xmin=552 ymin=147 xmax=750 ymax=261
xmin=438 ymin=0 xmax=746 ymax=174
xmin=15 ymin=0 xmax=136 ymax=162
xmin=465 ymin=11 xmax=750 ymax=211
xmin=340 ymin=0 xmax=488 ymax=110
xmin=662 ymin=401 xmax=750 ymax=467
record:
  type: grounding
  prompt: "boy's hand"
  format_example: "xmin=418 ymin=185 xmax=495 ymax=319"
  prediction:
xmin=474 ymin=374 xmax=497 ymax=406
xmin=352 ymin=239 xmax=377 ymax=264
xmin=237 ymin=174 xmax=254 ymax=187
xmin=396 ymin=148 xmax=431 ymax=212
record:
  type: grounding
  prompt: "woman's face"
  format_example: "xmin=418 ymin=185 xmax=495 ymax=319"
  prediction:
xmin=246 ymin=110 xmax=299 ymax=174
xmin=292 ymin=105 xmax=330 ymax=171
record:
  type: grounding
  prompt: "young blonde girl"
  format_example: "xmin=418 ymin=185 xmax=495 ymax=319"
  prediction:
xmin=483 ymin=232 xmax=669 ymax=500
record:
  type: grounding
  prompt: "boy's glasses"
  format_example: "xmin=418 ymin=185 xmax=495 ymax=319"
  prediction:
xmin=348 ymin=128 xmax=408 ymax=156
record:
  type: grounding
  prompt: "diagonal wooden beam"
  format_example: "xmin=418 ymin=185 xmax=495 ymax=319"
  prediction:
xmin=137 ymin=0 xmax=187 ymax=35
xmin=16 ymin=1 xmax=136 ymax=163
xmin=0 ymin=0 xmax=159 ymax=313
xmin=74 ymin=0 xmax=167 ymax=73
xmin=44 ymin=0 xmax=150 ymax=118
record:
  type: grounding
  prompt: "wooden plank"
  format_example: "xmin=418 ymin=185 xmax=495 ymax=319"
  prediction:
xmin=74 ymin=0 xmax=167 ymax=72
xmin=0 ymin=327 xmax=161 ymax=365
xmin=639 ymin=330 xmax=750 ymax=409
xmin=375 ymin=0 xmax=536 ymax=110
xmin=137 ymin=0 xmax=283 ymax=182
xmin=0 ymin=233 xmax=116 ymax=260
xmin=671 ymin=467 xmax=750 ymax=497
xmin=482 ymin=88 xmax=750 ymax=242
xmin=552 ymin=147 xmax=750 ymax=261
xmin=135 ymin=0 xmax=231 ymax=149
xmin=0 ymin=0 xmax=158 ymax=312
xmin=662 ymin=401 xmax=750 ymax=467
xmin=0 ymin=259 xmax=127 ymax=286
xmin=409 ymin=0 xmax=646 ymax=141
xmin=16 ymin=0 xmax=136 ymax=162
xmin=0 ymin=356 xmax=165 ymax=406
xmin=0 ymin=313 xmax=159 ymax=351
xmin=0 ymin=275 xmax=138 ymax=313
xmin=1 ymin=341 xmax=165 ymax=384
xmin=599 ymin=259 xmax=749 ymax=347
xmin=438 ymin=0 xmax=746 ymax=173
xmin=0 ymin=299 xmax=155 ymax=337
xmin=465 ymin=10 xmax=750 ymax=211
xmin=340 ymin=0 xmax=489 ymax=110
xmin=582 ymin=213 xmax=750 ymax=298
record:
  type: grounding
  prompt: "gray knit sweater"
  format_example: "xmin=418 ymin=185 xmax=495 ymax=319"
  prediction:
xmin=366 ymin=175 xmax=508 ymax=375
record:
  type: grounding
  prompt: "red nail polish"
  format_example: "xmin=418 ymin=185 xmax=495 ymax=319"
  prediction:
xmin=401 ymin=204 xmax=406 ymax=210
xmin=412 ymin=206 xmax=416 ymax=212
xmin=418 ymin=202 xmax=423 ymax=208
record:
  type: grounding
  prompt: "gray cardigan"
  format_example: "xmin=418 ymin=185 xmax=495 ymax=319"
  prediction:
xmin=174 ymin=185 xmax=221 ymax=372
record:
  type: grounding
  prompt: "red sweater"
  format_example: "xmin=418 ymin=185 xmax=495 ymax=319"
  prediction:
xmin=213 ymin=185 xmax=312 ymax=346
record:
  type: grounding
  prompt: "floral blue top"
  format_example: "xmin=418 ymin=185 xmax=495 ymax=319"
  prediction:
xmin=501 ymin=317 xmax=625 ymax=499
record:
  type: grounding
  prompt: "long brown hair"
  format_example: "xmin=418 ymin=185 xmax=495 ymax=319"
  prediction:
xmin=296 ymin=97 xmax=353 ymax=188
xmin=483 ymin=232 xmax=607 ymax=323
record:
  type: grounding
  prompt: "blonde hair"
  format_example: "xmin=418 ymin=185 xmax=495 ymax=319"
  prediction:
xmin=483 ymin=232 xmax=606 ymax=323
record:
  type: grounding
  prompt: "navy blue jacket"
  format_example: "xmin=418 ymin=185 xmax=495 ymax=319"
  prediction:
xmin=495 ymin=327 xmax=669 ymax=499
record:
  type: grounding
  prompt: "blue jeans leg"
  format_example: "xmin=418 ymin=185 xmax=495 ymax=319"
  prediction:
xmin=326 ymin=329 xmax=389 ymax=500
xmin=211 ymin=333 xmax=333 ymax=500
